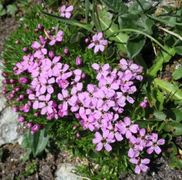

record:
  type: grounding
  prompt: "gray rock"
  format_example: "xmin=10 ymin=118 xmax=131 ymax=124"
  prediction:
xmin=55 ymin=163 xmax=84 ymax=180
xmin=0 ymin=60 xmax=22 ymax=146
xmin=0 ymin=107 xmax=20 ymax=145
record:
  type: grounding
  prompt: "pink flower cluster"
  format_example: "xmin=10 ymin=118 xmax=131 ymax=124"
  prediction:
xmin=2 ymin=25 xmax=165 ymax=174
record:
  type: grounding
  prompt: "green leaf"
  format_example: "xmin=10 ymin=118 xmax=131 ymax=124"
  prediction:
xmin=169 ymin=157 xmax=182 ymax=169
xmin=175 ymin=46 xmax=182 ymax=55
xmin=101 ymin=0 xmax=128 ymax=14
xmin=164 ymin=122 xmax=182 ymax=136
xmin=0 ymin=4 xmax=6 ymax=16
xmin=97 ymin=7 xmax=128 ymax=54
xmin=32 ymin=129 xmax=49 ymax=157
xmin=154 ymin=111 xmax=166 ymax=120
xmin=21 ymin=129 xmax=49 ymax=158
xmin=147 ymin=15 xmax=182 ymax=27
xmin=7 ymin=4 xmax=17 ymax=16
xmin=154 ymin=78 xmax=182 ymax=102
xmin=70 ymin=32 xmax=85 ymax=44
xmin=42 ymin=11 xmax=93 ymax=32
xmin=171 ymin=108 xmax=182 ymax=121
xmin=85 ymin=0 xmax=90 ymax=22
xmin=148 ymin=47 xmax=176 ymax=77
xmin=127 ymin=36 xmax=145 ymax=58
xmin=172 ymin=66 xmax=182 ymax=80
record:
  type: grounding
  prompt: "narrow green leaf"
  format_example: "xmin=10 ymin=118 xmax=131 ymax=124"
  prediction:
xmin=154 ymin=111 xmax=166 ymax=120
xmin=172 ymin=66 xmax=182 ymax=80
xmin=85 ymin=0 xmax=90 ymax=23
xmin=127 ymin=37 xmax=145 ymax=58
xmin=175 ymin=46 xmax=182 ymax=56
xmin=154 ymin=78 xmax=182 ymax=101
xmin=34 ymin=129 xmax=49 ymax=156
xmin=148 ymin=47 xmax=176 ymax=77
xmin=42 ymin=11 xmax=93 ymax=32
xmin=147 ymin=15 xmax=182 ymax=26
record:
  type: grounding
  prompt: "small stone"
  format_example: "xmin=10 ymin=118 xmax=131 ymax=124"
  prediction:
xmin=55 ymin=163 xmax=83 ymax=180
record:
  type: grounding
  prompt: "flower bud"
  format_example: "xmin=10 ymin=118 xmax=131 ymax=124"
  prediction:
xmin=31 ymin=124 xmax=40 ymax=134
xmin=26 ymin=122 xmax=33 ymax=128
xmin=75 ymin=56 xmax=82 ymax=66
xmin=49 ymin=51 xmax=55 ymax=59
xmin=18 ymin=116 xmax=25 ymax=123
xmin=23 ymin=47 xmax=28 ymax=52
xmin=64 ymin=48 xmax=69 ymax=56
xmin=19 ymin=77 xmax=28 ymax=84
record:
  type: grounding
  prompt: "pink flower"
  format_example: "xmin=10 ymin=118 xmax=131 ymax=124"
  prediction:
xmin=146 ymin=133 xmax=165 ymax=154
xmin=119 ymin=117 xmax=139 ymax=139
xmin=88 ymin=32 xmax=108 ymax=53
xmin=59 ymin=5 xmax=74 ymax=19
xmin=130 ymin=158 xmax=150 ymax=174
xmin=140 ymin=97 xmax=148 ymax=108
xmin=49 ymin=31 xmax=64 ymax=46
xmin=92 ymin=131 xmax=114 ymax=152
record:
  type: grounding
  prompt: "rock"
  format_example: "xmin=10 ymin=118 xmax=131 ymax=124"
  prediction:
xmin=0 ymin=60 xmax=22 ymax=146
xmin=55 ymin=163 xmax=83 ymax=180
xmin=0 ymin=107 xmax=21 ymax=146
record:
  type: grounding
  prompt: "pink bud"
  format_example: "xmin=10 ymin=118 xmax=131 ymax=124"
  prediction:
xmin=19 ymin=77 xmax=28 ymax=84
xmin=140 ymin=97 xmax=148 ymax=109
xmin=76 ymin=132 xmax=80 ymax=138
xmin=2 ymin=79 xmax=8 ymax=84
xmin=39 ymin=35 xmax=46 ymax=45
xmin=26 ymin=89 xmax=33 ymax=94
xmin=19 ymin=95 xmax=24 ymax=100
xmin=15 ymin=87 xmax=20 ymax=92
xmin=34 ymin=112 xmax=39 ymax=117
xmin=26 ymin=122 xmax=33 ymax=128
xmin=12 ymin=106 xmax=18 ymax=112
xmin=64 ymin=48 xmax=69 ymax=56
xmin=10 ymin=79 xmax=15 ymax=84
xmin=18 ymin=116 xmax=25 ymax=123
xmin=23 ymin=47 xmax=28 ymax=52
xmin=2 ymin=72 xmax=8 ymax=77
xmin=75 ymin=56 xmax=82 ymax=66
xmin=85 ymin=38 xmax=89 ymax=44
xmin=37 ymin=24 xmax=44 ymax=31
xmin=31 ymin=124 xmax=40 ymax=134
xmin=48 ymin=51 xmax=54 ymax=59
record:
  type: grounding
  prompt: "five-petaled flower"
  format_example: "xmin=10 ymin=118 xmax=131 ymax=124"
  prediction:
xmin=59 ymin=5 xmax=74 ymax=19
xmin=88 ymin=32 xmax=108 ymax=53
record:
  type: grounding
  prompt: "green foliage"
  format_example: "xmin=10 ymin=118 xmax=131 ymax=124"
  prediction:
xmin=6 ymin=4 xmax=17 ymax=16
xmin=0 ymin=4 xmax=5 ymax=16
xmin=127 ymin=36 xmax=145 ymax=59
xmin=0 ymin=2 xmax=17 ymax=17
xmin=50 ymin=119 xmax=129 ymax=179
xmin=2 ymin=0 xmax=182 ymax=178
xmin=21 ymin=160 xmax=37 ymax=177
xmin=153 ymin=78 xmax=182 ymax=102
xmin=148 ymin=47 xmax=176 ymax=78
xmin=172 ymin=66 xmax=182 ymax=80
xmin=21 ymin=129 xmax=49 ymax=159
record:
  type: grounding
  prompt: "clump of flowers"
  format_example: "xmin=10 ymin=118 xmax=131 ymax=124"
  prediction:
xmin=2 ymin=24 xmax=165 ymax=174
